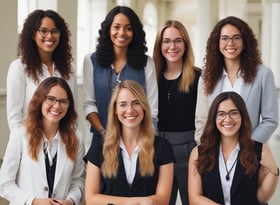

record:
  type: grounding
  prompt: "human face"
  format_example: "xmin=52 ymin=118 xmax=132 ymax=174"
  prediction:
xmin=219 ymin=24 xmax=244 ymax=62
xmin=161 ymin=27 xmax=185 ymax=64
xmin=115 ymin=88 xmax=144 ymax=130
xmin=42 ymin=85 xmax=69 ymax=125
xmin=34 ymin=17 xmax=60 ymax=56
xmin=110 ymin=13 xmax=133 ymax=49
xmin=216 ymin=99 xmax=241 ymax=139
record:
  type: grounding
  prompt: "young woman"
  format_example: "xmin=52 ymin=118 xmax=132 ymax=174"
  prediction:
xmin=195 ymin=16 xmax=278 ymax=143
xmin=83 ymin=6 xmax=158 ymax=139
xmin=0 ymin=77 xmax=85 ymax=205
xmin=153 ymin=20 xmax=201 ymax=205
xmin=7 ymin=9 xmax=78 ymax=130
xmin=84 ymin=80 xmax=174 ymax=205
xmin=189 ymin=92 xmax=279 ymax=205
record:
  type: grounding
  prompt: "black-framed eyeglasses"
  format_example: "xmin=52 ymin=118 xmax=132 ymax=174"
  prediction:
xmin=45 ymin=96 xmax=69 ymax=107
xmin=161 ymin=38 xmax=184 ymax=47
xmin=38 ymin=28 xmax=60 ymax=37
xmin=216 ymin=109 xmax=241 ymax=120
xmin=220 ymin=35 xmax=242 ymax=44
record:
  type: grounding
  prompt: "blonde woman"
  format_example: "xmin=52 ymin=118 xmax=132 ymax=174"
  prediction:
xmin=85 ymin=80 xmax=175 ymax=205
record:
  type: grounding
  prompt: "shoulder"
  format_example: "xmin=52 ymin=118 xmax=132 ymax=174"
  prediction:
xmin=8 ymin=59 xmax=25 ymax=73
xmin=154 ymin=136 xmax=175 ymax=163
xmin=256 ymin=64 xmax=273 ymax=75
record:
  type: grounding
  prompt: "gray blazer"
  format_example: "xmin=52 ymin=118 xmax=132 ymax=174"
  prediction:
xmin=195 ymin=64 xmax=278 ymax=143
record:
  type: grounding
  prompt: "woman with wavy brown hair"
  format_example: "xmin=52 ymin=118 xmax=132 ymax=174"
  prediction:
xmin=195 ymin=16 xmax=278 ymax=144
xmin=189 ymin=92 xmax=279 ymax=205
xmin=0 ymin=77 xmax=85 ymax=205
xmin=84 ymin=80 xmax=174 ymax=205
xmin=7 ymin=9 xmax=78 ymax=130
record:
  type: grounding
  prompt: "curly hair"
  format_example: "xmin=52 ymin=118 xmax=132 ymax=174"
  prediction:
xmin=197 ymin=92 xmax=258 ymax=176
xmin=25 ymin=77 xmax=78 ymax=161
xmin=102 ymin=80 xmax=155 ymax=178
xmin=153 ymin=20 xmax=201 ymax=93
xmin=203 ymin=16 xmax=262 ymax=95
xmin=96 ymin=6 xmax=148 ymax=69
xmin=18 ymin=9 xmax=73 ymax=83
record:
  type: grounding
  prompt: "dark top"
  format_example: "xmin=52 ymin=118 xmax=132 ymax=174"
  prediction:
xmin=200 ymin=141 xmax=262 ymax=205
xmin=85 ymin=136 xmax=175 ymax=196
xmin=158 ymin=69 xmax=201 ymax=132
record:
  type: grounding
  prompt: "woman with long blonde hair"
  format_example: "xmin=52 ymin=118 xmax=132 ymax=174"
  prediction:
xmin=85 ymin=80 xmax=175 ymax=205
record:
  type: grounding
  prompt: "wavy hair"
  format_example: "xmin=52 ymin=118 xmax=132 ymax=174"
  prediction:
xmin=203 ymin=16 xmax=262 ymax=95
xmin=197 ymin=92 xmax=258 ymax=176
xmin=18 ymin=9 xmax=73 ymax=83
xmin=102 ymin=80 xmax=155 ymax=177
xmin=153 ymin=20 xmax=200 ymax=93
xmin=25 ymin=77 xmax=78 ymax=161
xmin=96 ymin=6 xmax=148 ymax=69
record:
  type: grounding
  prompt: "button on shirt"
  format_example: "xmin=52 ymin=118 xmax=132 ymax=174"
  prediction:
xmin=219 ymin=143 xmax=240 ymax=205
xmin=222 ymin=69 xmax=243 ymax=94
xmin=120 ymin=139 xmax=140 ymax=185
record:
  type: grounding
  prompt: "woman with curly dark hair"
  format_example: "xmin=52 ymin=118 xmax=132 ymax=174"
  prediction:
xmin=83 ymin=6 xmax=158 ymax=140
xmin=195 ymin=16 xmax=278 ymax=144
xmin=0 ymin=77 xmax=85 ymax=205
xmin=7 ymin=9 xmax=78 ymax=130
xmin=189 ymin=92 xmax=279 ymax=205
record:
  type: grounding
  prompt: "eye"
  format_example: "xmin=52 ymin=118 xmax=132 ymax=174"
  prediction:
xmin=217 ymin=111 xmax=226 ymax=118
xmin=60 ymin=99 xmax=69 ymax=106
xmin=175 ymin=38 xmax=183 ymax=43
xmin=51 ymin=29 xmax=60 ymax=34
xmin=162 ymin=39 xmax=170 ymax=44
xmin=40 ymin=29 xmax=48 ymax=34
xmin=220 ymin=36 xmax=229 ymax=41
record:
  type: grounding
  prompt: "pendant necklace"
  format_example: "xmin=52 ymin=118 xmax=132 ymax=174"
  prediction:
xmin=222 ymin=153 xmax=238 ymax=181
xmin=164 ymin=70 xmax=181 ymax=101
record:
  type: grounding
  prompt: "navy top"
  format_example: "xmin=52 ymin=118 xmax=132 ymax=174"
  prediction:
xmin=85 ymin=136 xmax=175 ymax=196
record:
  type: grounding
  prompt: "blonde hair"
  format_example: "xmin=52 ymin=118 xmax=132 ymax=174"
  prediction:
xmin=153 ymin=20 xmax=200 ymax=93
xmin=101 ymin=80 xmax=155 ymax=177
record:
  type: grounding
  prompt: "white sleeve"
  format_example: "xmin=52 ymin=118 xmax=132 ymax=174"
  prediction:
xmin=6 ymin=59 xmax=26 ymax=130
xmin=144 ymin=56 xmax=158 ymax=128
xmin=83 ymin=53 xmax=98 ymax=118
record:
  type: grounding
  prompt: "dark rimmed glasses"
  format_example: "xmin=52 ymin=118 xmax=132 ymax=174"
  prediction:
xmin=216 ymin=109 xmax=241 ymax=120
xmin=45 ymin=96 xmax=69 ymax=107
xmin=220 ymin=35 xmax=242 ymax=44
xmin=38 ymin=28 xmax=60 ymax=37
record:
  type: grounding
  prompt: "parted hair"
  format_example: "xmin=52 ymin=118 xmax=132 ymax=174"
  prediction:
xmin=153 ymin=20 xmax=201 ymax=93
xmin=25 ymin=77 xmax=78 ymax=161
xmin=203 ymin=16 xmax=262 ymax=95
xmin=18 ymin=9 xmax=73 ymax=83
xmin=95 ymin=6 xmax=148 ymax=69
xmin=102 ymin=80 xmax=155 ymax=177
xmin=197 ymin=92 xmax=258 ymax=176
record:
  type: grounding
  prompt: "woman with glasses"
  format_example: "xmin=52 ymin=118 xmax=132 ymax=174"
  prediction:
xmin=7 ymin=9 xmax=78 ymax=130
xmin=189 ymin=91 xmax=279 ymax=205
xmin=153 ymin=20 xmax=201 ymax=205
xmin=0 ymin=77 xmax=85 ymax=205
xmin=195 ymin=16 xmax=278 ymax=144
xmin=83 ymin=6 xmax=158 ymax=141
xmin=84 ymin=80 xmax=174 ymax=205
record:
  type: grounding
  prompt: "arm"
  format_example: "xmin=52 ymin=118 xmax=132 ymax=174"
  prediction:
xmin=145 ymin=56 xmax=158 ymax=129
xmin=68 ymin=64 xmax=79 ymax=113
xmin=252 ymin=67 xmax=278 ymax=142
xmin=188 ymin=147 xmax=221 ymax=205
xmin=85 ymin=161 xmax=173 ymax=205
xmin=194 ymin=77 xmax=209 ymax=144
xmin=83 ymin=53 xmax=104 ymax=132
xmin=6 ymin=59 xmax=26 ymax=130
xmin=0 ymin=128 xmax=33 ymax=204
xmin=257 ymin=144 xmax=279 ymax=204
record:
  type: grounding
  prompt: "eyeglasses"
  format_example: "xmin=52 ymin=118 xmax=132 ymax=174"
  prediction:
xmin=162 ymin=38 xmax=184 ymax=47
xmin=45 ymin=96 xmax=69 ymax=107
xmin=220 ymin=35 xmax=242 ymax=44
xmin=38 ymin=28 xmax=60 ymax=37
xmin=216 ymin=109 xmax=240 ymax=120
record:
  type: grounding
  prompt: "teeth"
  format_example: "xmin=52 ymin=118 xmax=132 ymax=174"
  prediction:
xmin=125 ymin=116 xmax=136 ymax=120
xmin=50 ymin=110 xmax=60 ymax=115
xmin=44 ymin=41 xmax=53 ymax=45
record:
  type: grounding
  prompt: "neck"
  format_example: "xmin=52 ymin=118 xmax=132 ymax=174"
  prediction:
xmin=164 ymin=63 xmax=183 ymax=80
xmin=43 ymin=122 xmax=59 ymax=141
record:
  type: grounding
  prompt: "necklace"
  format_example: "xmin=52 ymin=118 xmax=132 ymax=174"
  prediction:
xmin=164 ymin=71 xmax=181 ymax=101
xmin=222 ymin=154 xmax=238 ymax=181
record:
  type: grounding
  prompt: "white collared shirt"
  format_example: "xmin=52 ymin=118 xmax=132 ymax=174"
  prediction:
xmin=219 ymin=143 xmax=240 ymax=205
xmin=222 ymin=69 xmax=243 ymax=94
xmin=120 ymin=139 xmax=140 ymax=185
xmin=43 ymin=131 xmax=60 ymax=166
